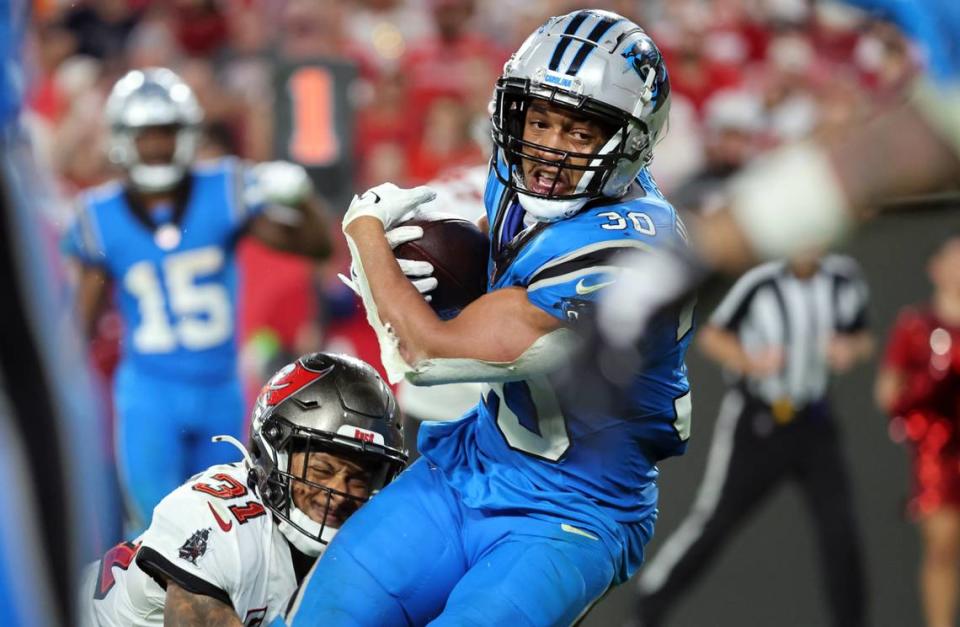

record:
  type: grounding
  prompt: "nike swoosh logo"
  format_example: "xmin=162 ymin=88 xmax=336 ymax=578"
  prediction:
xmin=364 ymin=191 xmax=381 ymax=203
xmin=575 ymin=278 xmax=615 ymax=295
xmin=208 ymin=502 xmax=233 ymax=532
xmin=560 ymin=523 xmax=599 ymax=540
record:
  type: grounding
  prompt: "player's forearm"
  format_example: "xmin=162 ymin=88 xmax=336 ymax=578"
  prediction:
xmin=254 ymin=198 xmax=332 ymax=260
xmin=294 ymin=196 xmax=333 ymax=259
xmin=75 ymin=266 xmax=108 ymax=341
xmin=163 ymin=581 xmax=242 ymax=627
xmin=345 ymin=219 xmax=446 ymax=363
xmin=708 ymin=98 xmax=960 ymax=274
xmin=696 ymin=325 xmax=751 ymax=373
xmin=828 ymin=100 xmax=960 ymax=218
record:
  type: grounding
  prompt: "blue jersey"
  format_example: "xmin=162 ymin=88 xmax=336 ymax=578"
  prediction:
xmin=63 ymin=158 xmax=263 ymax=382
xmin=419 ymin=159 xmax=693 ymax=582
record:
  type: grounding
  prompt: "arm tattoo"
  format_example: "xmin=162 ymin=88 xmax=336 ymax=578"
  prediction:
xmin=164 ymin=580 xmax=242 ymax=627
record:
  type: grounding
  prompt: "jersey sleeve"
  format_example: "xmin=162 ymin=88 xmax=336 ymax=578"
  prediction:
xmin=134 ymin=481 xmax=245 ymax=608
xmin=60 ymin=199 xmax=107 ymax=267
xmin=525 ymin=239 xmax=653 ymax=322
xmin=523 ymin=198 xmax=689 ymax=322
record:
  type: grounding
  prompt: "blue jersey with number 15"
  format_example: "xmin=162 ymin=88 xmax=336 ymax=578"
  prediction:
xmin=62 ymin=158 xmax=263 ymax=382
xmin=418 ymin=157 xmax=693 ymax=583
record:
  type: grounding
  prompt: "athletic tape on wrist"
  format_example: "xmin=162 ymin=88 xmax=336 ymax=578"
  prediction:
xmin=343 ymin=234 xmax=413 ymax=384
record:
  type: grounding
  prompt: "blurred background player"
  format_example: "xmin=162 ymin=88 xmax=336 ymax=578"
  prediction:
xmin=80 ymin=352 xmax=407 ymax=626
xmin=668 ymin=89 xmax=764 ymax=217
xmin=1 ymin=2 xmax=115 ymax=626
xmin=876 ymin=235 xmax=960 ymax=627
xmin=61 ymin=67 xmax=332 ymax=532
xmin=281 ymin=10 xmax=693 ymax=626
xmin=637 ymin=252 xmax=873 ymax=627
xmin=589 ymin=0 xmax=960 ymax=354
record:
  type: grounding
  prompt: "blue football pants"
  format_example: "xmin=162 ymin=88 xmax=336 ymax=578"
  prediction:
xmin=113 ymin=364 xmax=244 ymax=532
xmin=283 ymin=459 xmax=615 ymax=627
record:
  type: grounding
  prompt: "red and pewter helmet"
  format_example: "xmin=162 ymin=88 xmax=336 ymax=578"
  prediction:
xmin=246 ymin=352 xmax=407 ymax=556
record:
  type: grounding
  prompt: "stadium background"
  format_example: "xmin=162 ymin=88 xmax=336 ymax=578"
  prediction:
xmin=23 ymin=0 xmax=948 ymax=624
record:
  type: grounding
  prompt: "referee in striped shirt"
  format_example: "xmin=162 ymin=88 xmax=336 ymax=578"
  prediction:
xmin=636 ymin=253 xmax=874 ymax=627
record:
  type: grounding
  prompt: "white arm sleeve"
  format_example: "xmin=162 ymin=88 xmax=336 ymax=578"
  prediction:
xmin=343 ymin=233 xmax=414 ymax=384
xmin=406 ymin=327 xmax=579 ymax=386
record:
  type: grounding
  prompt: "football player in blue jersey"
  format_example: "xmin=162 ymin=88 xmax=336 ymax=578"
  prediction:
xmin=278 ymin=10 xmax=693 ymax=626
xmin=62 ymin=68 xmax=331 ymax=532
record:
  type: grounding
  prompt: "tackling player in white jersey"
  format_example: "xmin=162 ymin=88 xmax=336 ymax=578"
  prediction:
xmin=78 ymin=353 xmax=407 ymax=626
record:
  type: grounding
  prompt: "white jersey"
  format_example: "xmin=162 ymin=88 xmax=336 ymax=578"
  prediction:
xmin=79 ymin=463 xmax=301 ymax=627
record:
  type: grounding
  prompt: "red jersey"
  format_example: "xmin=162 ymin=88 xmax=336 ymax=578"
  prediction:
xmin=884 ymin=306 xmax=960 ymax=517
xmin=883 ymin=306 xmax=960 ymax=418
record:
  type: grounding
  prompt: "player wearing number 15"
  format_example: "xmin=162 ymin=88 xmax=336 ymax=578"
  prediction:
xmin=281 ymin=10 xmax=691 ymax=626
xmin=61 ymin=68 xmax=331 ymax=531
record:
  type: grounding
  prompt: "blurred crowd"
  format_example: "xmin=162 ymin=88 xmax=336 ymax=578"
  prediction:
xmin=22 ymin=0 xmax=919 ymax=403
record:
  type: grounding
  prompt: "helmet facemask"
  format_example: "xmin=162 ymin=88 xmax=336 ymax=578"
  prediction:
xmin=491 ymin=78 xmax=648 ymax=221
xmin=105 ymin=68 xmax=203 ymax=193
xmin=251 ymin=415 xmax=405 ymax=557
xmin=243 ymin=352 xmax=407 ymax=557
xmin=111 ymin=123 xmax=200 ymax=193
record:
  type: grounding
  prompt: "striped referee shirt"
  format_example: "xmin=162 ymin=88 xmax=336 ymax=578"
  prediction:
xmin=709 ymin=255 xmax=870 ymax=407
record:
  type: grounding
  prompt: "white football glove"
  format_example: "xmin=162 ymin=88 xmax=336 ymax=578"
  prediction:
xmin=337 ymin=225 xmax=438 ymax=301
xmin=342 ymin=182 xmax=437 ymax=231
xmin=248 ymin=160 xmax=313 ymax=207
xmin=386 ymin=225 xmax=438 ymax=300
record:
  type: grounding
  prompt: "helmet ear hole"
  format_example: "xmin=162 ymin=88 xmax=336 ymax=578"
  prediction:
xmin=263 ymin=483 xmax=285 ymax=508
xmin=264 ymin=421 xmax=283 ymax=445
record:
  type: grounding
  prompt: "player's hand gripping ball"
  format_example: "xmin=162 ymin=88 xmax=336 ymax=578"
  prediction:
xmin=390 ymin=217 xmax=489 ymax=320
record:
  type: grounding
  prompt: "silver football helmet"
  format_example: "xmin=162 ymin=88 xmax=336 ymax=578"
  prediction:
xmin=247 ymin=353 xmax=407 ymax=557
xmin=491 ymin=10 xmax=671 ymax=221
xmin=105 ymin=68 xmax=203 ymax=193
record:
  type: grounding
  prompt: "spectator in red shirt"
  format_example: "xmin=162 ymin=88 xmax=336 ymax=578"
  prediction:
xmin=654 ymin=5 xmax=744 ymax=114
xmin=401 ymin=0 xmax=507 ymax=133
xmin=355 ymin=70 xmax=416 ymax=187
xmin=406 ymin=95 xmax=486 ymax=184
xmin=876 ymin=234 xmax=960 ymax=627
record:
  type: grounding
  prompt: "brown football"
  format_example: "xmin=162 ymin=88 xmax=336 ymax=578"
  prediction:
xmin=393 ymin=217 xmax=490 ymax=319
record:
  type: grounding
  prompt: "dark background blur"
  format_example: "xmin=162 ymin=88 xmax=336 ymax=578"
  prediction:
xmin=585 ymin=209 xmax=960 ymax=627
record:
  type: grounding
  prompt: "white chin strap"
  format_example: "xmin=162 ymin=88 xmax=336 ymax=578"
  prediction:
xmin=129 ymin=163 xmax=185 ymax=193
xmin=516 ymin=192 xmax=589 ymax=222
xmin=277 ymin=506 xmax=339 ymax=558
